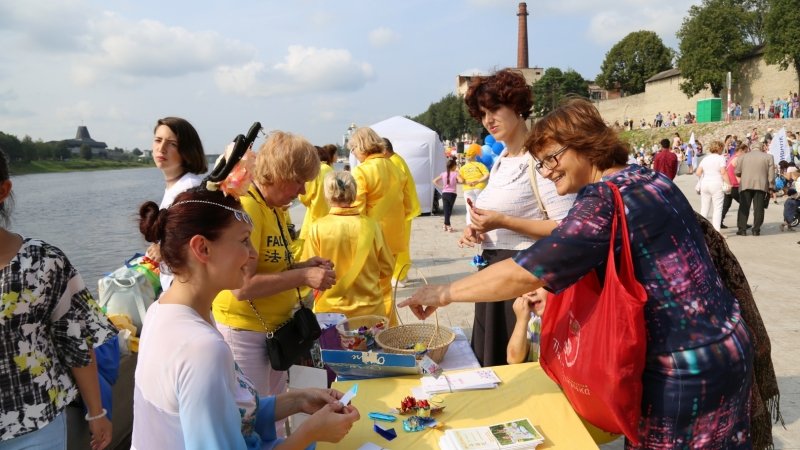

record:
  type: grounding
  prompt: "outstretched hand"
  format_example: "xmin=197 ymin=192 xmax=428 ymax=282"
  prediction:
xmin=469 ymin=206 xmax=504 ymax=234
xmin=397 ymin=284 xmax=451 ymax=320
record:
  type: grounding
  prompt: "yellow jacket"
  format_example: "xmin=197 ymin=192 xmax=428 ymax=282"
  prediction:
xmin=298 ymin=163 xmax=333 ymax=241
xmin=389 ymin=153 xmax=421 ymax=220
xmin=213 ymin=185 xmax=298 ymax=331
xmin=459 ymin=161 xmax=489 ymax=191
xmin=352 ymin=154 xmax=409 ymax=255
xmin=302 ymin=206 xmax=395 ymax=319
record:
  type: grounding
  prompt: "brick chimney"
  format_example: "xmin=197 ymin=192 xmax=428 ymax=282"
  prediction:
xmin=517 ymin=2 xmax=529 ymax=69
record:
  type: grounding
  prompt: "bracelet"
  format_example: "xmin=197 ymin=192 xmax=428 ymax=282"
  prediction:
xmin=84 ymin=408 xmax=107 ymax=422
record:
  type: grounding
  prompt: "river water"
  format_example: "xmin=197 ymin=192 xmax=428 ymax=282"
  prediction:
xmin=9 ymin=166 xmax=323 ymax=296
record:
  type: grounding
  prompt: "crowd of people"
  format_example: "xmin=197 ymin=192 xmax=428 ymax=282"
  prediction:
xmin=0 ymin=68 xmax=784 ymax=449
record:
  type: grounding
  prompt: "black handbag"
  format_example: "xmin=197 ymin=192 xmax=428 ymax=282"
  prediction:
xmin=262 ymin=304 xmax=321 ymax=371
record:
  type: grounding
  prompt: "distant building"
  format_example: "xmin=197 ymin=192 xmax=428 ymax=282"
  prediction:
xmin=60 ymin=126 xmax=108 ymax=156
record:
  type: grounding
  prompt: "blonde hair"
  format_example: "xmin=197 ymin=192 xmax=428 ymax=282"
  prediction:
xmin=708 ymin=140 xmax=724 ymax=155
xmin=347 ymin=127 xmax=385 ymax=157
xmin=254 ymin=131 xmax=320 ymax=185
xmin=324 ymin=170 xmax=357 ymax=205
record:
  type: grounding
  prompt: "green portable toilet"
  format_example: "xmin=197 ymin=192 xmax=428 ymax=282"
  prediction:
xmin=696 ymin=98 xmax=722 ymax=123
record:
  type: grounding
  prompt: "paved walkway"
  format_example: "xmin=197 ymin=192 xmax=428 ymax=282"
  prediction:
xmin=394 ymin=173 xmax=799 ymax=449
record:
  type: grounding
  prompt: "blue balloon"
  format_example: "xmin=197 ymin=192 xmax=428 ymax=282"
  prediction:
xmin=481 ymin=153 xmax=495 ymax=168
xmin=481 ymin=144 xmax=492 ymax=156
xmin=491 ymin=141 xmax=504 ymax=155
xmin=484 ymin=135 xmax=496 ymax=146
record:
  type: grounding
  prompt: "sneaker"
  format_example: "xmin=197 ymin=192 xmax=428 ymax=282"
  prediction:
xmin=736 ymin=230 xmax=748 ymax=236
xmin=720 ymin=223 xmax=729 ymax=229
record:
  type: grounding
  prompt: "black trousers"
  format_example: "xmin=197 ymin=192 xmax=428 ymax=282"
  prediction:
xmin=441 ymin=192 xmax=457 ymax=226
xmin=738 ymin=189 xmax=767 ymax=233
xmin=471 ymin=249 xmax=518 ymax=367
xmin=721 ymin=186 xmax=740 ymax=224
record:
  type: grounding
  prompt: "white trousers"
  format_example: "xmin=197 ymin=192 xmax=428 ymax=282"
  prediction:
xmin=700 ymin=179 xmax=725 ymax=231
xmin=463 ymin=188 xmax=482 ymax=225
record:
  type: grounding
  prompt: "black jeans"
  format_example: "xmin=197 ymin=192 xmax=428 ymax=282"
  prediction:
xmin=738 ymin=189 xmax=767 ymax=233
xmin=721 ymin=186 xmax=740 ymax=224
xmin=441 ymin=192 xmax=457 ymax=226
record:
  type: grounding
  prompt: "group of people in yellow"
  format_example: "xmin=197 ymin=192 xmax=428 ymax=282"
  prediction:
xmin=211 ymin=127 xmax=421 ymax=403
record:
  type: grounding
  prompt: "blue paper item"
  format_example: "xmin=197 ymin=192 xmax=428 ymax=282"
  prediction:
xmin=373 ymin=423 xmax=397 ymax=441
xmin=402 ymin=416 xmax=438 ymax=432
xmin=321 ymin=349 xmax=419 ymax=380
xmin=471 ymin=254 xmax=488 ymax=268
xmin=368 ymin=412 xmax=397 ymax=422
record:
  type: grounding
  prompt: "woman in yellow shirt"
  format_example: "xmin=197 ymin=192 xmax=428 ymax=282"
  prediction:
xmin=458 ymin=143 xmax=490 ymax=225
xmin=212 ymin=131 xmax=337 ymax=401
xmin=303 ymin=171 xmax=397 ymax=324
xmin=348 ymin=127 xmax=409 ymax=317
xmin=298 ymin=145 xmax=336 ymax=241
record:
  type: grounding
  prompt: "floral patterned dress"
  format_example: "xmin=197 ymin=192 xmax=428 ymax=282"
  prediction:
xmin=0 ymin=238 xmax=116 ymax=441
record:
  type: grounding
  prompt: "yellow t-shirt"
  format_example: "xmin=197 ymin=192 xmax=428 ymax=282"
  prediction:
xmin=352 ymin=154 xmax=408 ymax=255
xmin=388 ymin=153 xmax=421 ymax=220
xmin=298 ymin=163 xmax=333 ymax=241
xmin=212 ymin=185 xmax=298 ymax=331
xmin=303 ymin=206 xmax=395 ymax=320
xmin=458 ymin=161 xmax=489 ymax=191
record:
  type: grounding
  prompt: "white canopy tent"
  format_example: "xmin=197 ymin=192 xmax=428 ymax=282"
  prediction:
xmin=349 ymin=116 xmax=446 ymax=214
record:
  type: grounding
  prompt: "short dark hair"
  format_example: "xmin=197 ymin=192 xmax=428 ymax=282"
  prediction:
xmin=382 ymin=138 xmax=394 ymax=154
xmin=465 ymin=68 xmax=533 ymax=121
xmin=155 ymin=117 xmax=208 ymax=174
xmin=138 ymin=188 xmax=240 ymax=275
xmin=660 ymin=139 xmax=670 ymax=149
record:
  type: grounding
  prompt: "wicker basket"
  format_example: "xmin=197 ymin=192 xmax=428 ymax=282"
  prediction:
xmin=375 ymin=322 xmax=455 ymax=363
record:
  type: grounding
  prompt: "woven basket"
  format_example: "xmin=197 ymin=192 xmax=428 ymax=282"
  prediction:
xmin=376 ymin=265 xmax=456 ymax=363
xmin=375 ymin=322 xmax=455 ymax=363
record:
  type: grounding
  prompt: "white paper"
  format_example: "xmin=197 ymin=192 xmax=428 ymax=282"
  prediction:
xmin=357 ymin=443 xmax=386 ymax=450
xmin=340 ymin=384 xmax=358 ymax=406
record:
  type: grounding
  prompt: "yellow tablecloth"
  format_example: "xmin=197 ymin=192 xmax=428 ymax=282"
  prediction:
xmin=318 ymin=362 xmax=599 ymax=449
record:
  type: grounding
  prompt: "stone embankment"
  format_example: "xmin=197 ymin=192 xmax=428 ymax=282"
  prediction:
xmin=621 ymin=118 xmax=800 ymax=150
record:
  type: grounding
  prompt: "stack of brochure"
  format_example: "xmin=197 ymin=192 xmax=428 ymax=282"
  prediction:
xmin=421 ymin=368 xmax=501 ymax=394
xmin=439 ymin=418 xmax=545 ymax=450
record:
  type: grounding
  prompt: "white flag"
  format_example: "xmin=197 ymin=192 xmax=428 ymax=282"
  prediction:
xmin=688 ymin=132 xmax=696 ymax=149
xmin=768 ymin=127 xmax=789 ymax=164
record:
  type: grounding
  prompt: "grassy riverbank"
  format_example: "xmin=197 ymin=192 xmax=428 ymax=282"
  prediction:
xmin=9 ymin=159 xmax=153 ymax=175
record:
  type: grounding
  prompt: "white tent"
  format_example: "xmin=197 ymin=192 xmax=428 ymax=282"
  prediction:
xmin=349 ymin=116 xmax=446 ymax=214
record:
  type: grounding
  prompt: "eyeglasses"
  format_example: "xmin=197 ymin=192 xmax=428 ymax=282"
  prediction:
xmin=534 ymin=146 xmax=568 ymax=175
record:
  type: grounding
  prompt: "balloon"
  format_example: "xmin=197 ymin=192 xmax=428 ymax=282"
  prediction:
xmin=481 ymin=144 xmax=492 ymax=156
xmin=480 ymin=153 xmax=495 ymax=168
xmin=484 ymin=135 xmax=496 ymax=146
xmin=491 ymin=142 xmax=504 ymax=155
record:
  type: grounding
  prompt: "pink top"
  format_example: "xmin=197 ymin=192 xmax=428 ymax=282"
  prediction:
xmin=439 ymin=171 xmax=458 ymax=193
xmin=726 ymin=156 xmax=740 ymax=188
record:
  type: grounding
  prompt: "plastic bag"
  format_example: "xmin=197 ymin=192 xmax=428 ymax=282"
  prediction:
xmin=98 ymin=265 xmax=156 ymax=335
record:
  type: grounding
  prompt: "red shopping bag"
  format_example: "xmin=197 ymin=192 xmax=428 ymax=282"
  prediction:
xmin=539 ymin=182 xmax=648 ymax=444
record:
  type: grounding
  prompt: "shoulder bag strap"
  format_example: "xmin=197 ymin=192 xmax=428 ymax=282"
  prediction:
xmin=527 ymin=154 xmax=550 ymax=220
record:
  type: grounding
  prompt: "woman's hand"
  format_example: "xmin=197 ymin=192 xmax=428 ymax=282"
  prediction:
xmin=298 ymin=256 xmax=334 ymax=270
xmin=469 ymin=206 xmax=505 ymax=234
xmin=458 ymin=225 xmax=484 ymax=248
xmin=88 ymin=416 xmax=112 ymax=450
xmin=512 ymin=294 xmax=533 ymax=323
xmin=297 ymin=388 xmax=343 ymax=415
xmin=304 ymin=266 xmax=336 ymax=291
xmin=145 ymin=243 xmax=161 ymax=263
xmin=303 ymin=403 xmax=360 ymax=443
xmin=397 ymin=284 xmax=451 ymax=320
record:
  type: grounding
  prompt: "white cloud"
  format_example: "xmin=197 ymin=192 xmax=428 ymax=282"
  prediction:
xmin=586 ymin=7 xmax=688 ymax=46
xmin=215 ymin=45 xmax=374 ymax=97
xmin=459 ymin=68 xmax=487 ymax=76
xmin=0 ymin=0 xmax=89 ymax=51
xmin=68 ymin=12 xmax=254 ymax=85
xmin=369 ymin=27 xmax=400 ymax=48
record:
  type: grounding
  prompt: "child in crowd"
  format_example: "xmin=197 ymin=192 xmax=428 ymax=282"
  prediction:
xmin=781 ymin=188 xmax=799 ymax=232
xmin=302 ymin=171 xmax=397 ymax=324
xmin=506 ymin=288 xmax=547 ymax=364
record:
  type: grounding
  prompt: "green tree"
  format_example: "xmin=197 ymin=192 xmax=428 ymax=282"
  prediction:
xmin=596 ymin=31 xmax=674 ymax=95
xmin=411 ymin=93 xmax=482 ymax=141
xmin=764 ymin=0 xmax=800 ymax=91
xmin=532 ymin=68 xmax=589 ymax=118
xmin=79 ymin=144 xmax=93 ymax=160
xmin=132 ymin=148 xmax=143 ymax=157
xmin=55 ymin=141 xmax=71 ymax=160
xmin=0 ymin=132 xmax=22 ymax=162
xmin=676 ymin=0 xmax=757 ymax=97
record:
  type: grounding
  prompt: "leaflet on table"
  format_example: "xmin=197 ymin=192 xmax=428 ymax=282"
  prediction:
xmin=439 ymin=418 xmax=544 ymax=450
xmin=421 ymin=368 xmax=501 ymax=393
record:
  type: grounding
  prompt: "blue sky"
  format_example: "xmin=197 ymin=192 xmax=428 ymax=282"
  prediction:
xmin=0 ymin=0 xmax=700 ymax=153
